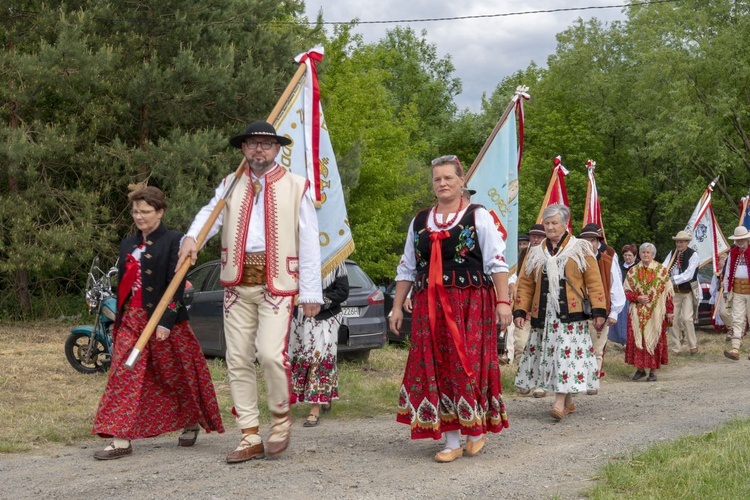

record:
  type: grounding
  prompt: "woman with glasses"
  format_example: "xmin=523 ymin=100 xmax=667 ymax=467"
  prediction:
xmin=389 ymin=155 xmax=512 ymax=463
xmin=92 ymin=184 xmax=224 ymax=460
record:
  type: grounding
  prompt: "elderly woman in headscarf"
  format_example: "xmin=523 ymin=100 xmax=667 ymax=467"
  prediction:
xmin=624 ymin=242 xmax=674 ymax=381
xmin=513 ymin=204 xmax=607 ymax=420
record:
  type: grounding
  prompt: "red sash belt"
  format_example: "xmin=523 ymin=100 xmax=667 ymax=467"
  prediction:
xmin=427 ymin=230 xmax=473 ymax=379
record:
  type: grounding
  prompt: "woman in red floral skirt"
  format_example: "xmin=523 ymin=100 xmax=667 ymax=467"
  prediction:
xmin=92 ymin=185 xmax=224 ymax=460
xmin=624 ymin=242 xmax=674 ymax=382
xmin=388 ymin=155 xmax=512 ymax=463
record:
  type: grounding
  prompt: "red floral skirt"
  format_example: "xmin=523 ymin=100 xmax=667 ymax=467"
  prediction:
xmin=92 ymin=307 xmax=225 ymax=439
xmin=624 ymin=317 xmax=669 ymax=370
xmin=396 ymin=286 xmax=509 ymax=440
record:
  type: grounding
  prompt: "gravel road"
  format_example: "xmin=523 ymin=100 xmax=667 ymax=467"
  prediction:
xmin=2 ymin=351 xmax=749 ymax=499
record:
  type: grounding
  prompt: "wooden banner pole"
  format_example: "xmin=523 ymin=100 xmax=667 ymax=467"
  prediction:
xmin=125 ymin=63 xmax=307 ymax=369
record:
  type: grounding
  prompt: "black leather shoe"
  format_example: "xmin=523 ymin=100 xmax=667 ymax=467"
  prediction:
xmin=647 ymin=372 xmax=657 ymax=382
xmin=632 ymin=370 xmax=647 ymax=381
xmin=178 ymin=425 xmax=199 ymax=447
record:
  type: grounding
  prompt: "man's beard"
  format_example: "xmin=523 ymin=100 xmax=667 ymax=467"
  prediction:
xmin=250 ymin=157 xmax=274 ymax=171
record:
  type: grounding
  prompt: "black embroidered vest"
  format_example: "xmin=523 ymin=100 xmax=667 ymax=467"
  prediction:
xmin=670 ymin=246 xmax=698 ymax=292
xmin=412 ymin=204 xmax=493 ymax=292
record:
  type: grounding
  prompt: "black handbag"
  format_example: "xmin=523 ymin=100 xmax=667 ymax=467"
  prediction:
xmin=337 ymin=324 xmax=350 ymax=345
xmin=563 ymin=276 xmax=592 ymax=316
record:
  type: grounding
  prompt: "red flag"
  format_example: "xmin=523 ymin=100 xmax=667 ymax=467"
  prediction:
xmin=582 ymin=159 xmax=606 ymax=242
xmin=536 ymin=156 xmax=571 ymax=231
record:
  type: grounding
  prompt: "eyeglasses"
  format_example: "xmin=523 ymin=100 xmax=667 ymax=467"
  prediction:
xmin=131 ymin=209 xmax=156 ymax=217
xmin=244 ymin=140 xmax=276 ymax=151
xmin=431 ymin=155 xmax=461 ymax=167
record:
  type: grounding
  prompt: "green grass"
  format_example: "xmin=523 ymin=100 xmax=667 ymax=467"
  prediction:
xmin=586 ymin=418 xmax=750 ymax=499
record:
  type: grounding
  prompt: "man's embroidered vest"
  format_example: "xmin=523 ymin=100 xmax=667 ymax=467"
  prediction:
xmin=220 ymin=166 xmax=308 ymax=296
xmin=670 ymin=247 xmax=698 ymax=292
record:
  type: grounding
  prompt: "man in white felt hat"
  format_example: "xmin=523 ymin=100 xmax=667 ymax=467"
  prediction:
xmin=663 ymin=230 xmax=700 ymax=354
xmin=722 ymin=226 xmax=750 ymax=360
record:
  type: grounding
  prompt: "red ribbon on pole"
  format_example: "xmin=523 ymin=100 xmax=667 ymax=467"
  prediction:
xmin=295 ymin=49 xmax=324 ymax=202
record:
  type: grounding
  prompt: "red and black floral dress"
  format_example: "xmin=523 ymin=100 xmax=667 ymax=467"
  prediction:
xmin=396 ymin=205 xmax=509 ymax=440
xmin=93 ymin=225 xmax=224 ymax=440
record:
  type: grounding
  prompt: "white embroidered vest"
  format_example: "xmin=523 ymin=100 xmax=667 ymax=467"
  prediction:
xmin=220 ymin=165 xmax=308 ymax=295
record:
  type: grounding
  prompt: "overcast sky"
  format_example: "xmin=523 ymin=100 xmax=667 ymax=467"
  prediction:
xmin=303 ymin=1 xmax=629 ymax=111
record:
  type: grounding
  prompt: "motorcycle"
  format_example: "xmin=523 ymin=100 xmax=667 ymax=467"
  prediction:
xmin=65 ymin=257 xmax=118 ymax=374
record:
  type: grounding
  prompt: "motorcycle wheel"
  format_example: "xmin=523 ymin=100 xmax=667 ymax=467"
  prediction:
xmin=64 ymin=332 xmax=111 ymax=374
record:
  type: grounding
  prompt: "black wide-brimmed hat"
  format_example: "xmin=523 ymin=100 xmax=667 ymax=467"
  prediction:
xmin=518 ymin=233 xmax=530 ymax=242
xmin=229 ymin=121 xmax=292 ymax=148
xmin=528 ymin=224 xmax=546 ymax=237
xmin=578 ymin=223 xmax=603 ymax=239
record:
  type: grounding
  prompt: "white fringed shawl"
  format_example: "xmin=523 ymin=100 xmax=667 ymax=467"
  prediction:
xmin=524 ymin=236 xmax=596 ymax=314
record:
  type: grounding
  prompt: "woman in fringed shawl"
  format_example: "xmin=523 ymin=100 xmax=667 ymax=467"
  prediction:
xmin=289 ymin=265 xmax=349 ymax=427
xmin=388 ymin=155 xmax=512 ymax=463
xmin=624 ymin=242 xmax=674 ymax=382
xmin=513 ymin=204 xmax=608 ymax=421
xmin=92 ymin=185 xmax=224 ymax=460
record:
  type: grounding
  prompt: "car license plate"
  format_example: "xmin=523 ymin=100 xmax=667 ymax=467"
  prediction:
xmin=341 ymin=306 xmax=359 ymax=317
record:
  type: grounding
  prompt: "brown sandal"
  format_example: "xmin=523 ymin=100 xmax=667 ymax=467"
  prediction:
xmin=550 ymin=406 xmax=565 ymax=420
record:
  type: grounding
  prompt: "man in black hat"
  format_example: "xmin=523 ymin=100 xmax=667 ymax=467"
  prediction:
xmin=528 ymin=223 xmax=546 ymax=248
xmin=518 ymin=233 xmax=530 ymax=253
xmin=178 ymin=121 xmax=323 ymax=462
xmin=578 ymin=223 xmax=625 ymax=394
xmin=461 ymin=187 xmax=476 ymax=204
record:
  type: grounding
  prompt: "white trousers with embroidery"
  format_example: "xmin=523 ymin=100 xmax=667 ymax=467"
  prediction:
xmin=223 ymin=285 xmax=293 ymax=430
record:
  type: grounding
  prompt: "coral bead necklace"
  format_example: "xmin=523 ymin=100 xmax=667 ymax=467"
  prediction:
xmin=432 ymin=197 xmax=464 ymax=229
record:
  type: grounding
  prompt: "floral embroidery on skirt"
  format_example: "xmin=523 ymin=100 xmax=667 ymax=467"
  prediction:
xmin=624 ymin=312 xmax=669 ymax=369
xmin=515 ymin=301 xmax=599 ymax=394
xmin=289 ymin=312 xmax=340 ymax=405
xmin=396 ymin=286 xmax=509 ymax=439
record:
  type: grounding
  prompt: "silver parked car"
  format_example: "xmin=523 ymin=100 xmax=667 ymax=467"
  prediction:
xmin=184 ymin=259 xmax=387 ymax=360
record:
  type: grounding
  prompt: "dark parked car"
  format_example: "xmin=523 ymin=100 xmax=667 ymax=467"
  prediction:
xmin=184 ymin=259 xmax=387 ymax=359
xmin=382 ymin=282 xmax=507 ymax=354
xmin=696 ymin=265 xmax=713 ymax=326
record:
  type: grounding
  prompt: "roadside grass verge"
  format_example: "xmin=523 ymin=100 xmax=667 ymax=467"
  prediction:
xmin=0 ymin=322 xmax=413 ymax=452
xmin=0 ymin=322 xmax=730 ymax=455
xmin=586 ymin=418 xmax=750 ymax=499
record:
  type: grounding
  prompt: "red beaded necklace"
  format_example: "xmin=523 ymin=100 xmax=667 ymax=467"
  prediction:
xmin=432 ymin=198 xmax=464 ymax=229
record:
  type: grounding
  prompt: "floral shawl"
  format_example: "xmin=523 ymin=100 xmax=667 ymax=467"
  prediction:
xmin=624 ymin=261 xmax=673 ymax=354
